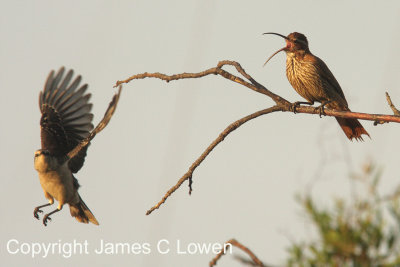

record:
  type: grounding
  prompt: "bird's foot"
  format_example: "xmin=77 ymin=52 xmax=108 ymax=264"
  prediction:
xmin=290 ymin=102 xmax=300 ymax=113
xmin=43 ymin=214 xmax=52 ymax=226
xmin=314 ymin=105 xmax=325 ymax=117
xmin=33 ymin=208 xmax=43 ymax=220
xmin=290 ymin=101 xmax=314 ymax=114
xmin=314 ymin=101 xmax=332 ymax=118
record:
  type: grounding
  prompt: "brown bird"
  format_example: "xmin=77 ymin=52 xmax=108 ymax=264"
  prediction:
xmin=263 ymin=32 xmax=369 ymax=141
xmin=34 ymin=67 xmax=122 ymax=226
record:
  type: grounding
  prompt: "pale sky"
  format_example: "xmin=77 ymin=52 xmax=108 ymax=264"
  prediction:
xmin=1 ymin=1 xmax=400 ymax=266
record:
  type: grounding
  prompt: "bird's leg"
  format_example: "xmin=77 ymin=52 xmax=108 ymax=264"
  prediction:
xmin=315 ymin=101 xmax=332 ymax=118
xmin=290 ymin=101 xmax=314 ymax=114
xmin=33 ymin=203 xmax=52 ymax=220
xmin=42 ymin=208 xmax=61 ymax=226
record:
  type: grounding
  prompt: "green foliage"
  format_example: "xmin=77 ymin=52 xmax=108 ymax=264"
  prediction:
xmin=286 ymin=162 xmax=400 ymax=267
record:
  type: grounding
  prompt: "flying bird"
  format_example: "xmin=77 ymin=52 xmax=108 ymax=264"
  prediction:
xmin=263 ymin=32 xmax=369 ymax=141
xmin=34 ymin=67 xmax=122 ymax=226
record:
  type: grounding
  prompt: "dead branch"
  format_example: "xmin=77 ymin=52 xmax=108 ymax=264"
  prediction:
xmin=115 ymin=60 xmax=288 ymax=105
xmin=209 ymin=239 xmax=266 ymax=267
xmin=146 ymin=106 xmax=281 ymax=215
xmin=386 ymin=92 xmax=400 ymax=116
xmin=373 ymin=92 xmax=400 ymax=125
xmin=115 ymin=60 xmax=400 ymax=215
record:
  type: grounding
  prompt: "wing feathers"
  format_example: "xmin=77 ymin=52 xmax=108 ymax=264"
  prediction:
xmin=61 ymin=93 xmax=91 ymax=117
xmin=40 ymin=67 xmax=121 ymax=174
xmin=67 ymin=86 xmax=122 ymax=160
xmin=57 ymin=84 xmax=88 ymax=113
xmin=39 ymin=67 xmax=94 ymax=172
xmin=48 ymin=69 xmax=74 ymax=106
xmin=63 ymin=111 xmax=93 ymax=126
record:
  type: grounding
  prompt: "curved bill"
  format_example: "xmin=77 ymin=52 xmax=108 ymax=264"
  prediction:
xmin=263 ymin=32 xmax=289 ymax=67
xmin=263 ymin=47 xmax=286 ymax=67
xmin=263 ymin=32 xmax=289 ymax=40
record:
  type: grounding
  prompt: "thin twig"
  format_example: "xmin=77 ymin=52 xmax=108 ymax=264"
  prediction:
xmin=146 ymin=106 xmax=281 ymax=215
xmin=216 ymin=60 xmax=287 ymax=105
xmin=374 ymin=92 xmax=400 ymax=125
xmin=386 ymin=92 xmax=400 ymax=116
xmin=115 ymin=60 xmax=289 ymax=106
xmin=209 ymin=239 xmax=266 ymax=267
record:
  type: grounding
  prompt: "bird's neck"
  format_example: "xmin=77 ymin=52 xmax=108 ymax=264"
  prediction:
xmin=34 ymin=154 xmax=66 ymax=173
xmin=286 ymin=49 xmax=311 ymax=61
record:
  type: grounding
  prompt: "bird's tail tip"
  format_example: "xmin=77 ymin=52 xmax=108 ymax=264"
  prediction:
xmin=70 ymin=196 xmax=99 ymax=225
xmin=336 ymin=117 xmax=370 ymax=142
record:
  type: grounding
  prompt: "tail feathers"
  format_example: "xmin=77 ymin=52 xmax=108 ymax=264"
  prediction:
xmin=70 ymin=196 xmax=99 ymax=225
xmin=335 ymin=117 xmax=370 ymax=141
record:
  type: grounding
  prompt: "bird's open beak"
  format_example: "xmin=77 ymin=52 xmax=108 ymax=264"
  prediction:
xmin=263 ymin=32 xmax=289 ymax=67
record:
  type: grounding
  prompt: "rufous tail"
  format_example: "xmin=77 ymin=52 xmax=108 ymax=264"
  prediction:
xmin=335 ymin=117 xmax=370 ymax=141
xmin=70 ymin=195 xmax=99 ymax=225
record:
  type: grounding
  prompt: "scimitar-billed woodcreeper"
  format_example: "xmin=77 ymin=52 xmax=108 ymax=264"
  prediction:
xmin=264 ymin=32 xmax=369 ymax=141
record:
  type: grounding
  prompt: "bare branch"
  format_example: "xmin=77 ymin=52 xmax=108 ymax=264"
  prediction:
xmin=146 ymin=106 xmax=281 ymax=215
xmin=293 ymin=105 xmax=400 ymax=123
xmin=209 ymin=239 xmax=266 ymax=267
xmin=116 ymin=61 xmax=400 ymax=124
xmin=216 ymin=60 xmax=287 ymax=105
xmin=115 ymin=60 xmax=400 ymax=215
xmin=386 ymin=92 xmax=400 ymax=116
xmin=115 ymin=60 xmax=289 ymax=105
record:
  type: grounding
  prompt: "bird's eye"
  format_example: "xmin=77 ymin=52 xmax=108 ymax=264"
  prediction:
xmin=295 ymin=39 xmax=306 ymax=46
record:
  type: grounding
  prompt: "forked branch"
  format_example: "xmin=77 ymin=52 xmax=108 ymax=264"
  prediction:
xmin=115 ymin=60 xmax=400 ymax=215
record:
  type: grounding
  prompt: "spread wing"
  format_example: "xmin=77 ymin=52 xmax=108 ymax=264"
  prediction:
xmin=67 ymin=86 xmax=122 ymax=160
xmin=39 ymin=67 xmax=94 ymax=173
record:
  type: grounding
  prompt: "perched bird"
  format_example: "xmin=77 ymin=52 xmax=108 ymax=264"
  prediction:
xmin=263 ymin=32 xmax=369 ymax=141
xmin=34 ymin=67 xmax=122 ymax=226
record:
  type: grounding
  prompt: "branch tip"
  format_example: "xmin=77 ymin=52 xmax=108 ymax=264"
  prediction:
xmin=385 ymin=92 xmax=400 ymax=116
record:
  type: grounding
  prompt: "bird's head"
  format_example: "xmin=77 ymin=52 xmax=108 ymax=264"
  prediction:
xmin=263 ymin=32 xmax=310 ymax=66
xmin=34 ymin=149 xmax=59 ymax=172
xmin=34 ymin=149 xmax=50 ymax=158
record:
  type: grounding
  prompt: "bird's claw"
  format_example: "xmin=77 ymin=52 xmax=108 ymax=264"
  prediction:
xmin=34 ymin=208 xmax=43 ymax=220
xmin=43 ymin=215 xmax=52 ymax=226
xmin=314 ymin=101 xmax=331 ymax=118
xmin=315 ymin=105 xmax=325 ymax=118
xmin=290 ymin=102 xmax=302 ymax=114
xmin=290 ymin=101 xmax=315 ymax=114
